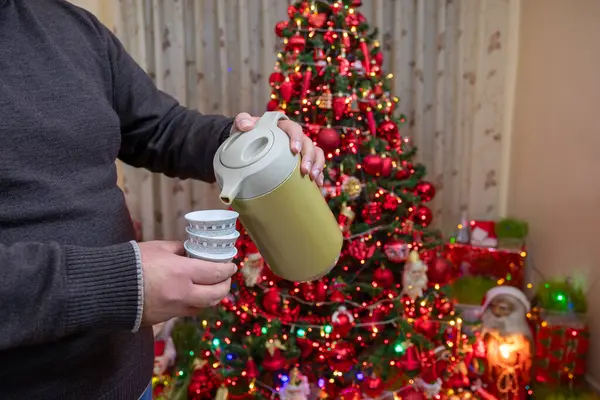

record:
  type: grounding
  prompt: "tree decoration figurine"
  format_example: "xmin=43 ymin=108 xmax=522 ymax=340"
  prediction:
xmin=402 ymin=251 xmax=429 ymax=301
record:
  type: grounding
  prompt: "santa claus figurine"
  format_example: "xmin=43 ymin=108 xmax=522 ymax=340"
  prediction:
xmin=479 ymin=286 xmax=533 ymax=399
xmin=402 ymin=251 xmax=428 ymax=300
xmin=280 ymin=367 xmax=311 ymax=400
xmin=241 ymin=242 xmax=264 ymax=287
xmin=153 ymin=318 xmax=178 ymax=376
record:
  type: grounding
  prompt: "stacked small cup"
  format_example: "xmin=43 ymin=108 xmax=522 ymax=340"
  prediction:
xmin=184 ymin=210 xmax=240 ymax=263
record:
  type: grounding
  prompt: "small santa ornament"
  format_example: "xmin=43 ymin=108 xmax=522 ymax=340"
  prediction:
xmin=241 ymin=242 xmax=264 ymax=287
xmin=479 ymin=286 xmax=532 ymax=340
xmin=470 ymin=220 xmax=497 ymax=248
xmin=280 ymin=367 xmax=311 ymax=400
xmin=153 ymin=318 xmax=178 ymax=376
xmin=402 ymin=251 xmax=428 ymax=300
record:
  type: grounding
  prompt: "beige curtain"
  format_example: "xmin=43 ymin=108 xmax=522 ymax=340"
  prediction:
xmin=111 ymin=0 xmax=515 ymax=240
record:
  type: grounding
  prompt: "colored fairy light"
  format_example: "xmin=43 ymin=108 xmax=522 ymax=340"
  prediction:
xmin=297 ymin=328 xmax=306 ymax=337
xmin=324 ymin=324 xmax=333 ymax=334
xmin=212 ymin=338 xmax=220 ymax=347
xmin=356 ymin=372 xmax=364 ymax=380
xmin=318 ymin=378 xmax=325 ymax=387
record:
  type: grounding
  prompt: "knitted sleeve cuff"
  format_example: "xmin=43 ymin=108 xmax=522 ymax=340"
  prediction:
xmin=63 ymin=242 xmax=141 ymax=334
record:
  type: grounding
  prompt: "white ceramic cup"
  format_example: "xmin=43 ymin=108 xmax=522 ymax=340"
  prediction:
xmin=184 ymin=241 xmax=238 ymax=263
xmin=184 ymin=209 xmax=239 ymax=237
xmin=186 ymin=227 xmax=240 ymax=254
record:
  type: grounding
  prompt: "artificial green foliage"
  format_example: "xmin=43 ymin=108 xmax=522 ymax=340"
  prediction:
xmin=449 ymin=276 xmax=498 ymax=305
xmin=535 ymin=279 xmax=587 ymax=313
xmin=496 ymin=218 xmax=529 ymax=240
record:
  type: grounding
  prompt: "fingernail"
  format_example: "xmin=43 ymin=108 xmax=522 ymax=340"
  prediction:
xmin=294 ymin=140 xmax=302 ymax=153
xmin=303 ymin=160 xmax=312 ymax=171
xmin=311 ymin=168 xmax=320 ymax=179
xmin=240 ymin=119 xmax=253 ymax=129
xmin=317 ymin=174 xmax=324 ymax=186
xmin=233 ymin=264 xmax=238 ymax=273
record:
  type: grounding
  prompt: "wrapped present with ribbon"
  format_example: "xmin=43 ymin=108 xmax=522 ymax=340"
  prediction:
xmin=445 ymin=243 xmax=526 ymax=288
xmin=534 ymin=311 xmax=589 ymax=384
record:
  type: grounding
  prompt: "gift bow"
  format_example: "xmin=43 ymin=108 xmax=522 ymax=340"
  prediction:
xmin=266 ymin=339 xmax=287 ymax=356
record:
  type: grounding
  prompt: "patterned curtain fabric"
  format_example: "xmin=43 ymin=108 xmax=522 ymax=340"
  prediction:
xmin=111 ymin=0 xmax=514 ymax=241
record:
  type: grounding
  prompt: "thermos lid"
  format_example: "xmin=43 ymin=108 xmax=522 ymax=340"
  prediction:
xmin=213 ymin=112 xmax=298 ymax=203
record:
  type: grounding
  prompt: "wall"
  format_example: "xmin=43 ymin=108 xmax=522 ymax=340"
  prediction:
xmin=509 ymin=0 xmax=600 ymax=382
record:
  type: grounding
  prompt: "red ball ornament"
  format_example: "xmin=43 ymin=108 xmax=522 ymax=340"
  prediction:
xmin=415 ymin=181 xmax=436 ymax=202
xmin=329 ymin=341 xmax=356 ymax=373
xmin=400 ymin=387 xmax=426 ymax=400
xmin=287 ymin=5 xmax=297 ymax=19
xmin=362 ymin=374 xmax=385 ymax=398
xmin=412 ymin=205 xmax=433 ymax=227
xmin=279 ymin=79 xmax=293 ymax=102
xmin=275 ymin=20 xmax=288 ymax=37
xmin=361 ymin=201 xmax=382 ymax=224
xmin=345 ymin=13 xmax=360 ymax=27
xmin=374 ymin=51 xmax=384 ymax=66
xmin=378 ymin=120 xmax=399 ymax=141
xmin=373 ymin=84 xmax=384 ymax=97
xmin=352 ymin=0 xmax=363 ymax=6
xmin=266 ymin=99 xmax=279 ymax=111
xmin=395 ymin=164 xmax=413 ymax=180
xmin=339 ymin=386 xmax=361 ymax=400
xmin=362 ymin=154 xmax=382 ymax=175
xmin=308 ymin=13 xmax=327 ymax=28
xmin=269 ymin=72 xmax=285 ymax=88
xmin=348 ymin=239 xmax=376 ymax=261
xmin=332 ymin=307 xmax=354 ymax=336
xmin=382 ymin=193 xmax=399 ymax=212
xmin=384 ymin=238 xmax=410 ymax=263
xmin=314 ymin=279 xmax=328 ymax=302
xmin=317 ymin=127 xmax=341 ymax=153
xmin=427 ymin=256 xmax=454 ymax=286
xmin=373 ymin=266 xmax=394 ymax=289
xmin=286 ymin=34 xmax=306 ymax=52
xmin=324 ymin=29 xmax=336 ymax=44
xmin=380 ymin=157 xmax=393 ymax=177
xmin=330 ymin=290 xmax=347 ymax=303
xmin=262 ymin=288 xmax=281 ymax=315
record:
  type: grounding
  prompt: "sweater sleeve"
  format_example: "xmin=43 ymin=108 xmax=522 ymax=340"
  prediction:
xmin=103 ymin=27 xmax=233 ymax=183
xmin=0 ymin=241 xmax=142 ymax=351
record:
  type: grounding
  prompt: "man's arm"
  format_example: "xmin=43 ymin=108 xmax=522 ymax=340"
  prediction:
xmin=0 ymin=241 xmax=142 ymax=351
xmin=103 ymin=28 xmax=232 ymax=182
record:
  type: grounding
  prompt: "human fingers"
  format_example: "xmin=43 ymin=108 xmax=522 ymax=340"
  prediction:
xmin=185 ymin=260 xmax=237 ymax=285
xmin=187 ymin=278 xmax=233 ymax=308
xmin=233 ymin=112 xmax=259 ymax=132
xmin=278 ymin=119 xmax=304 ymax=154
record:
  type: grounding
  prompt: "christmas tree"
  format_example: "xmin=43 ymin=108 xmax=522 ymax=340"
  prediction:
xmin=161 ymin=1 xmax=491 ymax=399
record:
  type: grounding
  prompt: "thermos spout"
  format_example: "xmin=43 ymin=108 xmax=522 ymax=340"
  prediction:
xmin=218 ymin=180 xmax=241 ymax=206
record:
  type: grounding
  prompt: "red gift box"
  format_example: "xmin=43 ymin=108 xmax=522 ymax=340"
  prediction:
xmin=445 ymin=243 xmax=526 ymax=288
xmin=534 ymin=311 xmax=588 ymax=384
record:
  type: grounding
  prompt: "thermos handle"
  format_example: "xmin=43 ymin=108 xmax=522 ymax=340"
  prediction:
xmin=256 ymin=111 xmax=289 ymax=129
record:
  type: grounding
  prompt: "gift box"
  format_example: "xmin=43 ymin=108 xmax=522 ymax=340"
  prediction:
xmin=445 ymin=243 xmax=526 ymax=288
xmin=534 ymin=311 xmax=588 ymax=384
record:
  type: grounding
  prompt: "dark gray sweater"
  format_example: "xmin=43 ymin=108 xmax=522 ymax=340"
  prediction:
xmin=0 ymin=0 xmax=232 ymax=398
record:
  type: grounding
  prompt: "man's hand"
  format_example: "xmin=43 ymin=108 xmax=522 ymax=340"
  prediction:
xmin=139 ymin=241 xmax=236 ymax=326
xmin=233 ymin=113 xmax=326 ymax=187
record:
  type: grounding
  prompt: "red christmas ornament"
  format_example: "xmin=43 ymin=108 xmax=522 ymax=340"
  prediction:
xmin=266 ymin=99 xmax=279 ymax=111
xmin=280 ymin=301 xmax=300 ymax=322
xmin=395 ymin=164 xmax=413 ymax=180
xmin=374 ymin=51 xmax=384 ymax=66
xmin=378 ymin=120 xmax=399 ymax=140
xmin=332 ymin=306 xmax=354 ymax=336
xmin=188 ymin=362 xmax=217 ymax=399
xmin=348 ymin=239 xmax=376 ymax=261
xmin=339 ymin=386 xmax=361 ymax=400
xmin=262 ymin=288 xmax=281 ymax=315
xmin=338 ymin=54 xmax=350 ymax=75
xmin=361 ymin=201 xmax=382 ymax=224
xmin=279 ymin=79 xmax=293 ymax=102
xmin=317 ymin=127 xmax=340 ymax=153
xmin=269 ymin=72 xmax=285 ymax=88
xmin=314 ymin=279 xmax=328 ymax=302
xmin=384 ymin=238 xmax=409 ymax=263
xmin=342 ymin=133 xmax=360 ymax=154
xmin=331 ymin=1 xmax=343 ymax=14
xmin=263 ymin=348 xmax=287 ymax=372
xmin=296 ymin=336 xmax=314 ymax=358
xmin=383 ymin=193 xmax=400 ymax=212
xmin=415 ymin=181 xmax=436 ymax=202
xmin=352 ymin=0 xmax=363 ymax=7
xmin=287 ymin=5 xmax=297 ymax=19
xmin=412 ymin=206 xmax=433 ymax=227
xmin=275 ymin=21 xmax=288 ymax=37
xmin=362 ymin=153 xmax=382 ymax=175
xmin=324 ymin=29 xmax=336 ymax=44
xmin=400 ymin=387 xmax=426 ymax=400
xmin=286 ymin=34 xmax=306 ymax=52
xmin=360 ymin=39 xmax=371 ymax=74
xmin=329 ymin=341 xmax=356 ymax=373
xmin=427 ymin=256 xmax=454 ymax=285
xmin=398 ymin=345 xmax=421 ymax=372
xmin=373 ymin=84 xmax=384 ymax=97
xmin=314 ymin=47 xmax=325 ymax=61
xmin=301 ymin=67 xmax=312 ymax=98
xmin=380 ymin=157 xmax=393 ymax=177
xmin=308 ymin=13 xmax=327 ymax=28
xmin=330 ymin=289 xmax=347 ymax=303
xmin=345 ymin=13 xmax=360 ymax=27
xmin=366 ymin=108 xmax=376 ymax=134
xmin=332 ymin=94 xmax=347 ymax=119
xmin=373 ymin=266 xmax=394 ymax=288
xmin=362 ymin=374 xmax=385 ymax=398
xmin=358 ymin=93 xmax=376 ymax=112
xmin=245 ymin=357 xmax=258 ymax=379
